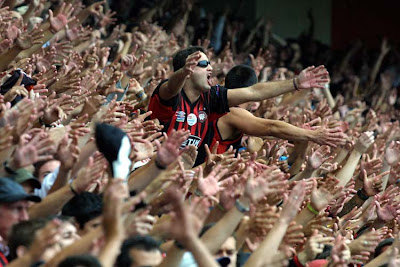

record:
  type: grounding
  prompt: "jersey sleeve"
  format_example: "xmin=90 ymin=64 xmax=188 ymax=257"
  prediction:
xmin=208 ymin=85 xmax=230 ymax=114
xmin=148 ymin=79 xmax=179 ymax=122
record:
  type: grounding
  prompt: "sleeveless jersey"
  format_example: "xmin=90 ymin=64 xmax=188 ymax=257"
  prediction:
xmin=148 ymin=80 xmax=230 ymax=166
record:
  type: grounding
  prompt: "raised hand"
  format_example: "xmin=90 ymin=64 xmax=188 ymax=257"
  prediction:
xmin=159 ymin=187 xmax=210 ymax=246
xmin=375 ymin=197 xmax=400 ymax=222
xmin=296 ymin=65 xmax=329 ymax=90
xmin=360 ymin=153 xmax=382 ymax=177
xmin=310 ymin=177 xmax=343 ymax=212
xmin=16 ymin=26 xmax=44 ymax=50
xmin=155 ymin=129 xmax=190 ymax=168
xmin=328 ymin=235 xmax=351 ymax=267
xmin=280 ymin=180 xmax=306 ymax=222
xmin=56 ymin=134 xmax=79 ymax=170
xmin=125 ymin=212 xmax=156 ymax=236
xmin=49 ymin=3 xmax=75 ymax=33
xmin=302 ymin=230 xmax=334 ymax=262
xmin=310 ymin=118 xmax=347 ymax=148
xmin=385 ymin=141 xmax=400 ymax=166
xmin=305 ymin=145 xmax=332 ymax=170
xmin=197 ymin=164 xmax=230 ymax=197
xmin=348 ymin=229 xmax=381 ymax=256
xmin=354 ymin=131 xmax=375 ymax=154
xmin=10 ymin=130 xmax=56 ymax=169
xmin=244 ymin=167 xmax=288 ymax=203
xmin=362 ymin=170 xmax=389 ymax=196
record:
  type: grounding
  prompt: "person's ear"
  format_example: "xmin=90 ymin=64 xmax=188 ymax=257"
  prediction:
xmin=16 ymin=245 xmax=27 ymax=258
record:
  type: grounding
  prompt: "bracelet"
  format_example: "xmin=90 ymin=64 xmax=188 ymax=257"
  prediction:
xmin=3 ymin=160 xmax=17 ymax=175
xmin=293 ymin=77 xmax=300 ymax=91
xmin=357 ymin=188 xmax=369 ymax=201
xmin=306 ymin=202 xmax=319 ymax=215
xmin=69 ymin=183 xmax=79 ymax=196
xmin=135 ymin=90 xmax=146 ymax=101
xmin=235 ymin=199 xmax=250 ymax=213
xmin=154 ymin=158 xmax=167 ymax=170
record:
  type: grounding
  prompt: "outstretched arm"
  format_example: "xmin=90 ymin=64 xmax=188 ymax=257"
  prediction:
xmin=158 ymin=52 xmax=201 ymax=100
xmin=221 ymin=107 xmax=345 ymax=147
xmin=227 ymin=65 xmax=329 ymax=106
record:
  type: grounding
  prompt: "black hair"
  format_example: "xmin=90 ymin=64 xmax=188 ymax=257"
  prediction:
xmin=61 ymin=192 xmax=103 ymax=229
xmin=116 ymin=235 xmax=161 ymax=267
xmin=172 ymin=46 xmax=205 ymax=72
xmin=58 ymin=254 xmax=102 ymax=267
xmin=224 ymin=64 xmax=258 ymax=89
xmin=8 ymin=218 xmax=48 ymax=261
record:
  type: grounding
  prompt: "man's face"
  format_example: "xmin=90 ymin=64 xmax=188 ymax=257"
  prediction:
xmin=187 ymin=52 xmax=213 ymax=93
xmin=0 ymin=200 xmax=29 ymax=242
xmin=79 ymin=216 xmax=102 ymax=236
xmin=129 ymin=248 xmax=163 ymax=267
xmin=58 ymin=221 xmax=80 ymax=248
xmin=214 ymin=237 xmax=237 ymax=267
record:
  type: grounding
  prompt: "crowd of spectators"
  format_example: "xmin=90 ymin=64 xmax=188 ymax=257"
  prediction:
xmin=0 ymin=0 xmax=400 ymax=266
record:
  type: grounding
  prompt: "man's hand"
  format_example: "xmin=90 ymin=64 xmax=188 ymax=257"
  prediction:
xmin=49 ymin=3 xmax=75 ymax=33
xmin=11 ymin=131 xmax=56 ymax=169
xmin=197 ymin=164 xmax=230 ymax=197
xmin=354 ymin=132 xmax=374 ymax=154
xmin=16 ymin=26 xmax=43 ymax=50
xmin=385 ymin=141 xmax=400 ymax=166
xmin=155 ymin=129 xmax=190 ymax=168
xmin=296 ymin=65 xmax=329 ymax=90
xmin=182 ymin=51 xmax=202 ymax=78
xmin=362 ymin=170 xmax=389 ymax=196
xmin=280 ymin=180 xmax=306 ymax=222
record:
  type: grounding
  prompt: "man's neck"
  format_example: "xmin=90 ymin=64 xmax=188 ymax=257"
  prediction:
xmin=183 ymin=87 xmax=202 ymax=104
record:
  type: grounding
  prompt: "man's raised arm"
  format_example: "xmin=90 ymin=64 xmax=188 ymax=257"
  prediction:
xmin=158 ymin=52 xmax=201 ymax=100
xmin=227 ymin=65 xmax=328 ymax=106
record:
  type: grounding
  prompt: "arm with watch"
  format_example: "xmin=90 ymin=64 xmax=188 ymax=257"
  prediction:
xmin=28 ymin=157 xmax=102 ymax=219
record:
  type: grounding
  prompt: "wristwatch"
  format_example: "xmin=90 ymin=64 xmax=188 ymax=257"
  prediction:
xmin=3 ymin=160 xmax=17 ymax=175
xmin=235 ymin=199 xmax=250 ymax=213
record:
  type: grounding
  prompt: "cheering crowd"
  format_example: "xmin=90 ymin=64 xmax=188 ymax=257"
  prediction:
xmin=0 ymin=0 xmax=400 ymax=266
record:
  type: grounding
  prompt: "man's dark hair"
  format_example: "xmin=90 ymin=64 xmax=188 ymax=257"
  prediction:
xmin=8 ymin=218 xmax=48 ymax=261
xmin=172 ymin=46 xmax=205 ymax=72
xmin=116 ymin=235 xmax=161 ymax=267
xmin=58 ymin=254 xmax=102 ymax=267
xmin=224 ymin=64 xmax=258 ymax=89
xmin=61 ymin=192 xmax=103 ymax=229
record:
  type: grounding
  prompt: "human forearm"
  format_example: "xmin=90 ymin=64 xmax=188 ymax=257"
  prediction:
xmin=159 ymin=69 xmax=187 ymax=100
xmin=28 ymin=185 xmax=73 ymax=219
xmin=244 ymin=218 xmax=290 ymax=267
xmin=335 ymin=150 xmax=362 ymax=187
xmin=128 ymin=158 xmax=163 ymax=192
xmin=228 ymin=79 xmax=294 ymax=106
xmin=157 ymin=245 xmax=185 ymax=267
xmin=98 ymin=236 xmax=124 ymax=267
xmin=47 ymin=167 xmax=71 ymax=195
xmin=186 ymin=236 xmax=220 ymax=267
xmin=201 ymin=199 xmax=247 ymax=254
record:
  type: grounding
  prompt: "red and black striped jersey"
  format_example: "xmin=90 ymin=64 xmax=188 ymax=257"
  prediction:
xmin=210 ymin=116 xmax=243 ymax=154
xmin=148 ymin=80 xmax=230 ymax=165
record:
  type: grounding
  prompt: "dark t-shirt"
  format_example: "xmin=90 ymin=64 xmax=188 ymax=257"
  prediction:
xmin=148 ymin=80 xmax=230 ymax=165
